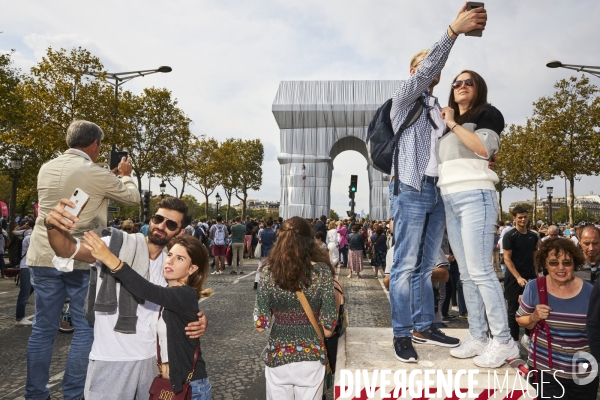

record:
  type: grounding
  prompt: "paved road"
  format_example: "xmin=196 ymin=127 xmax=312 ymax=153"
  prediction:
xmin=0 ymin=256 xmax=548 ymax=400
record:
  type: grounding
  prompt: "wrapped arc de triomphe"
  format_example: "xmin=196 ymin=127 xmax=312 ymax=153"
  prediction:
xmin=272 ymin=80 xmax=401 ymax=220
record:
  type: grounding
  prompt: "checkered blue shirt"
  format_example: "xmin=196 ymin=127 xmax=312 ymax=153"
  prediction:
xmin=390 ymin=31 xmax=455 ymax=190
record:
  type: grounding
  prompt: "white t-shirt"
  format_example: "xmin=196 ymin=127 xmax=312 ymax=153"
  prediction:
xmin=425 ymin=97 xmax=445 ymax=177
xmin=89 ymin=236 xmax=166 ymax=361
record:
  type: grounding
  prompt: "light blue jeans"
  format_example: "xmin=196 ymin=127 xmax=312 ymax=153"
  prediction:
xmin=443 ymin=189 xmax=511 ymax=342
xmin=191 ymin=377 xmax=212 ymax=400
xmin=26 ymin=267 xmax=94 ymax=400
xmin=389 ymin=179 xmax=446 ymax=337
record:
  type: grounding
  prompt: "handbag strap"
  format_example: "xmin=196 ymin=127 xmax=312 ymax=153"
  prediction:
xmin=295 ymin=291 xmax=332 ymax=374
xmin=532 ymin=276 xmax=552 ymax=381
xmin=156 ymin=308 xmax=201 ymax=383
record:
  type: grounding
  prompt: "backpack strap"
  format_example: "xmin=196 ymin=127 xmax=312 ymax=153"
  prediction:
xmin=532 ymin=276 xmax=552 ymax=381
xmin=393 ymin=96 xmax=426 ymax=196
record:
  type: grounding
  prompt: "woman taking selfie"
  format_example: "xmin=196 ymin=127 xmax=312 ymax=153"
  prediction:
xmin=438 ymin=70 xmax=518 ymax=367
xmin=82 ymin=233 xmax=213 ymax=400
xmin=517 ymin=238 xmax=597 ymax=398
xmin=254 ymin=217 xmax=337 ymax=400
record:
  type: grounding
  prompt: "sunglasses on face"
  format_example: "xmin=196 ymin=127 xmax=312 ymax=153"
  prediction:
xmin=547 ymin=260 xmax=574 ymax=268
xmin=151 ymin=214 xmax=179 ymax=231
xmin=451 ymin=79 xmax=474 ymax=89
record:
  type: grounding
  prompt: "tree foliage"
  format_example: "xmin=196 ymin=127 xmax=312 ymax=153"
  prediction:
xmin=190 ymin=136 xmax=221 ymax=218
xmin=531 ymin=76 xmax=600 ymax=225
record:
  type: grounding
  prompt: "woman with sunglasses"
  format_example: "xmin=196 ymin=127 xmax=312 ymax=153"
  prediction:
xmin=438 ymin=70 xmax=518 ymax=368
xmin=516 ymin=238 xmax=597 ymax=398
xmin=81 ymin=233 xmax=214 ymax=400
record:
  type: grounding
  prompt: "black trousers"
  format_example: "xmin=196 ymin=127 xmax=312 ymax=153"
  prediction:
xmin=531 ymin=371 xmax=599 ymax=400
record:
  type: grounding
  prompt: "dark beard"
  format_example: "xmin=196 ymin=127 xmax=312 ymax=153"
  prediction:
xmin=148 ymin=229 xmax=169 ymax=246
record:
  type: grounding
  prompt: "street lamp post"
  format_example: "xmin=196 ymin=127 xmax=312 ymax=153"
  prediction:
xmin=215 ymin=193 xmax=222 ymax=217
xmin=546 ymin=61 xmax=600 ymax=79
xmin=159 ymin=181 xmax=166 ymax=199
xmin=547 ymin=187 xmax=554 ymax=225
xmin=8 ymin=157 xmax=23 ymax=233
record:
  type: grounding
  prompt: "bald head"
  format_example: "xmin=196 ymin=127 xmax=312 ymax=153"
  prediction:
xmin=547 ymin=225 xmax=559 ymax=237
xmin=581 ymin=226 xmax=600 ymax=263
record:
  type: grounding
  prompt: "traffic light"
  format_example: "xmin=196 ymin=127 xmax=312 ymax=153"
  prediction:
xmin=350 ymin=175 xmax=358 ymax=193
xmin=142 ymin=190 xmax=151 ymax=219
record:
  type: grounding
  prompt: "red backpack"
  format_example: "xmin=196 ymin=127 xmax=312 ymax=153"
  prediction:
xmin=531 ymin=276 xmax=552 ymax=382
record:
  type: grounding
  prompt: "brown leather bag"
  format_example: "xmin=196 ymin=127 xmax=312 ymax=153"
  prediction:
xmin=149 ymin=308 xmax=200 ymax=400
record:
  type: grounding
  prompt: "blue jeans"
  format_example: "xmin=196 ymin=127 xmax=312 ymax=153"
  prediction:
xmin=443 ymin=190 xmax=511 ymax=342
xmin=339 ymin=246 xmax=348 ymax=266
xmin=25 ymin=267 xmax=94 ymax=400
xmin=16 ymin=268 xmax=32 ymax=320
xmin=389 ymin=179 xmax=445 ymax=337
xmin=191 ymin=377 xmax=212 ymax=400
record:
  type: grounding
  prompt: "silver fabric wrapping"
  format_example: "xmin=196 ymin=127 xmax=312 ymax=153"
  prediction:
xmin=273 ymin=81 xmax=400 ymax=220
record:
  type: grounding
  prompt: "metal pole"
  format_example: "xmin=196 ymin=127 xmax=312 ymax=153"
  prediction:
xmin=113 ymin=78 xmax=119 ymax=138
xmin=565 ymin=177 xmax=568 ymax=222
xmin=9 ymin=170 xmax=19 ymax=233
xmin=548 ymin=195 xmax=553 ymax=225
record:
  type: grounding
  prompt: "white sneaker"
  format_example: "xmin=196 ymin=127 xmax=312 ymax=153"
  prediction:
xmin=211 ymin=271 xmax=218 ymax=275
xmin=16 ymin=318 xmax=33 ymax=326
xmin=450 ymin=335 xmax=489 ymax=359
xmin=520 ymin=335 xmax=530 ymax=351
xmin=473 ymin=338 xmax=520 ymax=368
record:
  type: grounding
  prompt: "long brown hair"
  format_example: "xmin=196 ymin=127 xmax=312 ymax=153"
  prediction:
xmin=265 ymin=216 xmax=334 ymax=291
xmin=447 ymin=70 xmax=489 ymax=126
xmin=167 ymin=236 xmax=213 ymax=298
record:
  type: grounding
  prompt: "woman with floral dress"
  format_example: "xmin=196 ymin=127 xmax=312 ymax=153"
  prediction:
xmin=254 ymin=217 xmax=337 ymax=400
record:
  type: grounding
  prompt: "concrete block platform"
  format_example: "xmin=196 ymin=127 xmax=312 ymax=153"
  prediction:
xmin=334 ymin=328 xmax=536 ymax=400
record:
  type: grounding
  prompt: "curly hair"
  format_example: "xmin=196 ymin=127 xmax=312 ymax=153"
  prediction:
xmin=265 ymin=216 xmax=334 ymax=291
xmin=534 ymin=238 xmax=585 ymax=271
xmin=167 ymin=235 xmax=213 ymax=298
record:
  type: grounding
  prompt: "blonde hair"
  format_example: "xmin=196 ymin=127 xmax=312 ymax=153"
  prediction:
xmin=410 ymin=49 xmax=430 ymax=69
xmin=328 ymin=221 xmax=337 ymax=230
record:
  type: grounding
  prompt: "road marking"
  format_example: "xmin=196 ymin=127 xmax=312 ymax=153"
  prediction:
xmin=233 ymin=270 xmax=257 ymax=284
xmin=1 ymin=371 xmax=64 ymax=399
xmin=0 ymin=292 xmax=8 ymax=295
xmin=372 ymin=266 xmax=391 ymax=302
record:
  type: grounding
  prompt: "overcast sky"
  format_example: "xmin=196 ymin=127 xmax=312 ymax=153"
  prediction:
xmin=3 ymin=1 xmax=600 ymax=218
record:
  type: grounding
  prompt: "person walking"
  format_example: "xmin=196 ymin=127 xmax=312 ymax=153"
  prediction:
xmin=230 ymin=217 xmax=246 ymax=275
xmin=209 ymin=216 xmax=228 ymax=275
xmin=326 ymin=221 xmax=339 ymax=266
xmin=15 ymin=220 xmax=35 ymax=326
xmin=336 ymin=222 xmax=348 ymax=267
xmin=438 ymin=70 xmax=519 ymax=367
xmin=254 ymin=217 xmax=337 ymax=400
xmin=370 ymin=225 xmax=387 ymax=278
xmin=254 ymin=219 xmax=277 ymax=290
xmin=347 ymin=224 xmax=364 ymax=279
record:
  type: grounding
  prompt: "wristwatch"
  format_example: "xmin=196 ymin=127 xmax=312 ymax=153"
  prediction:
xmin=43 ymin=216 xmax=55 ymax=230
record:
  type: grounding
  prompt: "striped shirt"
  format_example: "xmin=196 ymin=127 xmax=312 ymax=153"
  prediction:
xmin=517 ymin=278 xmax=594 ymax=379
xmin=390 ymin=31 xmax=455 ymax=190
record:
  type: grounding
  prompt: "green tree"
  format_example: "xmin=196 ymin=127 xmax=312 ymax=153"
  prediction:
xmin=181 ymin=194 xmax=203 ymax=219
xmin=157 ymin=123 xmax=197 ymax=199
xmin=118 ymin=87 xmax=190 ymax=217
xmin=330 ymin=209 xmax=339 ymax=221
xmin=234 ymin=139 xmax=264 ymax=218
xmin=531 ymin=76 xmax=600 ymax=225
xmin=190 ymin=136 xmax=220 ymax=218
xmin=503 ymin=121 xmax=553 ymax=222
xmin=218 ymin=138 xmax=241 ymax=221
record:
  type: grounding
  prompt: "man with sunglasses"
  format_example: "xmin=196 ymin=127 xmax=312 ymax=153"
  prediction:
xmin=43 ymin=196 xmax=207 ymax=399
xmin=387 ymin=4 xmax=487 ymax=363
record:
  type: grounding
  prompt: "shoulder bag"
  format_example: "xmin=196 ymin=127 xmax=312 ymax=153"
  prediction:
xmin=370 ymin=234 xmax=384 ymax=260
xmin=296 ymin=290 xmax=333 ymax=394
xmin=531 ymin=276 xmax=552 ymax=383
xmin=149 ymin=308 xmax=200 ymax=400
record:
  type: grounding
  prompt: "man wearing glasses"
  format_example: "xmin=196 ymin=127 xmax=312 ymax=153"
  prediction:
xmin=388 ymin=4 xmax=487 ymax=363
xmin=44 ymin=196 xmax=207 ymax=399
xmin=24 ymin=120 xmax=141 ymax=400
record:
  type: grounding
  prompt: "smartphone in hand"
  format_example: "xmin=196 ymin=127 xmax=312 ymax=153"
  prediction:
xmin=64 ymin=188 xmax=90 ymax=223
xmin=465 ymin=2 xmax=484 ymax=37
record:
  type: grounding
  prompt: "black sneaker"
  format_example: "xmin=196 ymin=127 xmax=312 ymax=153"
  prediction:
xmin=229 ymin=271 xmax=237 ymax=275
xmin=238 ymin=270 xmax=244 ymax=274
xmin=393 ymin=336 xmax=418 ymax=363
xmin=412 ymin=326 xmax=460 ymax=348
xmin=442 ymin=314 xmax=457 ymax=322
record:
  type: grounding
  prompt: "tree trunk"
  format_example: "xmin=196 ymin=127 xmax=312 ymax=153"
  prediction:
xmin=226 ymin=196 xmax=231 ymax=221
xmin=242 ymin=190 xmax=247 ymax=219
xmin=204 ymin=193 xmax=209 ymax=219
xmin=533 ymin=185 xmax=537 ymax=225
xmin=569 ymin=176 xmax=575 ymax=225
xmin=180 ymin=176 xmax=186 ymax=199
xmin=167 ymin=180 xmax=179 ymax=198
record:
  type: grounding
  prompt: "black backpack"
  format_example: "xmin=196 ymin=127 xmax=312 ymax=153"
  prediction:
xmin=7 ymin=235 xmax=24 ymax=267
xmin=365 ymin=96 xmax=427 ymax=195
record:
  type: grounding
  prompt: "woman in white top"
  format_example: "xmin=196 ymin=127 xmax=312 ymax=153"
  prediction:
xmin=326 ymin=221 xmax=339 ymax=266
